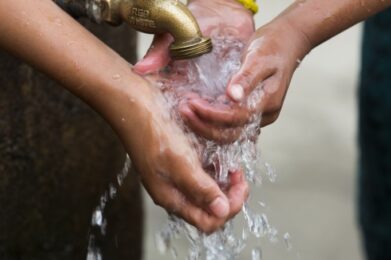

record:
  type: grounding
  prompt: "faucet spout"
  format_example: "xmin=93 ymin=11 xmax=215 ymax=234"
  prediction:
xmin=54 ymin=0 xmax=212 ymax=59
xmin=103 ymin=0 xmax=212 ymax=59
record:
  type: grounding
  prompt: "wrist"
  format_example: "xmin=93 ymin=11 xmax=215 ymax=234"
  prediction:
xmin=189 ymin=0 xmax=253 ymax=17
xmin=97 ymin=72 xmax=170 ymax=154
xmin=94 ymin=70 xmax=153 ymax=130
xmin=271 ymin=16 xmax=313 ymax=60
xmin=187 ymin=0 xmax=255 ymax=39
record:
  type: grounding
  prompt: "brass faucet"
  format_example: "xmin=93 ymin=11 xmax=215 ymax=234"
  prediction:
xmin=55 ymin=0 xmax=212 ymax=59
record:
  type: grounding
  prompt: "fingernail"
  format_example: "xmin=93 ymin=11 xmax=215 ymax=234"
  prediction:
xmin=209 ymin=197 xmax=229 ymax=218
xmin=229 ymin=84 xmax=244 ymax=102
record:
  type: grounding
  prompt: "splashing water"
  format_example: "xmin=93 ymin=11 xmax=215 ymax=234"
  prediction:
xmin=86 ymin=37 xmax=296 ymax=260
xmin=86 ymin=155 xmax=131 ymax=260
xmin=151 ymin=37 xmax=293 ymax=259
xmin=155 ymin=37 xmax=263 ymax=185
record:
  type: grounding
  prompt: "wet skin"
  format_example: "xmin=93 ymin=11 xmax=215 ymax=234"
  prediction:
xmin=133 ymin=0 xmax=254 ymax=226
xmin=134 ymin=0 xmax=255 ymax=143
xmin=0 ymin=0 xmax=249 ymax=233
xmin=136 ymin=0 xmax=391 ymax=142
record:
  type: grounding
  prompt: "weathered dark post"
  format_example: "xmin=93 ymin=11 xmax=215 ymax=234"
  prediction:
xmin=0 ymin=19 xmax=143 ymax=260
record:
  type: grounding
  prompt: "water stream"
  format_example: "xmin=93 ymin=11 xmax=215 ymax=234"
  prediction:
xmin=87 ymin=37 xmax=295 ymax=260
xmin=153 ymin=37 xmax=288 ymax=260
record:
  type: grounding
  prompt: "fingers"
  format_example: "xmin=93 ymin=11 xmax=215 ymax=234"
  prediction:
xmin=143 ymin=159 xmax=249 ymax=233
xmin=177 ymin=200 xmax=226 ymax=234
xmin=227 ymin=52 xmax=276 ymax=103
xmin=172 ymin=170 xmax=248 ymax=231
xmin=178 ymin=169 xmax=230 ymax=219
xmin=146 ymin=181 xmax=227 ymax=233
xmin=188 ymin=98 xmax=250 ymax=127
xmin=147 ymin=170 xmax=248 ymax=233
xmin=257 ymin=77 xmax=286 ymax=127
xmin=180 ymin=104 xmax=242 ymax=143
xmin=260 ymin=112 xmax=280 ymax=127
xmin=133 ymin=33 xmax=173 ymax=74
xmin=162 ymin=153 xmax=231 ymax=220
xmin=226 ymin=170 xmax=249 ymax=219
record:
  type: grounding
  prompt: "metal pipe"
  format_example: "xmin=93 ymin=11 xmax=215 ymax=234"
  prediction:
xmin=54 ymin=0 xmax=212 ymax=59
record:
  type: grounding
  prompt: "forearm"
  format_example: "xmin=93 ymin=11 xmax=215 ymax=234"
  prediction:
xmin=275 ymin=0 xmax=391 ymax=49
xmin=0 ymin=0 xmax=154 ymax=138
xmin=0 ymin=0 xmax=150 ymax=107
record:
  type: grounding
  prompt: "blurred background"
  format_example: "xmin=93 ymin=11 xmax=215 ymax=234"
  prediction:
xmin=137 ymin=1 xmax=363 ymax=259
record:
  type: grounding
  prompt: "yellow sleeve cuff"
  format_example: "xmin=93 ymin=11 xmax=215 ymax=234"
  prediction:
xmin=236 ymin=0 xmax=259 ymax=14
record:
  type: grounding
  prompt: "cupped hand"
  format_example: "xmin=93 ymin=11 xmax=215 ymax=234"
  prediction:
xmin=134 ymin=0 xmax=255 ymax=144
xmin=186 ymin=18 xmax=313 ymax=142
xmin=114 ymin=79 xmax=248 ymax=233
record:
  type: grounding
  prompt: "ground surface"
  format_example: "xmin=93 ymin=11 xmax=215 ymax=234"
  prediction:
xmin=138 ymin=1 xmax=363 ymax=259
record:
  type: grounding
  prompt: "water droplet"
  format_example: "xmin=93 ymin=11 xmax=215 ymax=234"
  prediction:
xmin=100 ymin=192 xmax=108 ymax=208
xmin=67 ymin=41 xmax=76 ymax=46
xmin=109 ymin=184 xmax=117 ymax=199
xmin=283 ymin=232 xmax=293 ymax=250
xmin=53 ymin=17 xmax=63 ymax=26
xmin=251 ymin=247 xmax=262 ymax=260
xmin=86 ymin=249 xmax=102 ymax=260
xmin=171 ymin=247 xmax=178 ymax=259
xmin=267 ymin=226 xmax=279 ymax=243
xmin=100 ymin=219 xmax=107 ymax=235
xmin=155 ymin=231 xmax=172 ymax=253
xmin=92 ymin=209 xmax=103 ymax=226
xmin=112 ymin=74 xmax=121 ymax=80
xmin=250 ymin=214 xmax=265 ymax=238
xmin=265 ymin=162 xmax=277 ymax=182
xmin=254 ymin=172 xmax=263 ymax=185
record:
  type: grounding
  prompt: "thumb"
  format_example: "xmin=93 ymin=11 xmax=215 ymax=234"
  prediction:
xmin=172 ymin=164 xmax=230 ymax=219
xmin=227 ymin=54 xmax=276 ymax=103
xmin=134 ymin=33 xmax=173 ymax=74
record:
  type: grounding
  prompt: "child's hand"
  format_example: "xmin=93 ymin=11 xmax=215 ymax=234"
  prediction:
xmin=133 ymin=0 xmax=255 ymax=144
xmin=114 ymin=81 xmax=249 ymax=233
xmin=181 ymin=18 xmax=312 ymax=143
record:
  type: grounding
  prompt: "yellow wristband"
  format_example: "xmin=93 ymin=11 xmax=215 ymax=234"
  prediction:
xmin=236 ymin=0 xmax=259 ymax=14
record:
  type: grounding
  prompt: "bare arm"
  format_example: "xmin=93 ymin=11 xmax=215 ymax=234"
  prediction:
xmin=0 ymin=0 xmax=146 ymax=118
xmin=227 ymin=0 xmax=391 ymax=124
xmin=0 ymin=0 xmax=250 ymax=232
xmin=134 ymin=0 xmax=391 ymax=142
xmin=278 ymin=0 xmax=391 ymax=50
xmin=181 ymin=0 xmax=391 ymax=138
xmin=226 ymin=0 xmax=391 ymax=104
